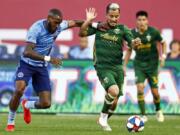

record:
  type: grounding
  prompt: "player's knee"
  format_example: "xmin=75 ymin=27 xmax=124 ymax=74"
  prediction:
xmin=108 ymin=85 xmax=119 ymax=97
xmin=15 ymin=86 xmax=26 ymax=96
xmin=137 ymin=91 xmax=144 ymax=101
xmin=40 ymin=101 xmax=51 ymax=109
xmin=137 ymin=83 xmax=144 ymax=92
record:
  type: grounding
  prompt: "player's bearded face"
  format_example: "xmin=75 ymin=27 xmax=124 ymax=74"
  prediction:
xmin=106 ymin=10 xmax=120 ymax=27
xmin=136 ymin=16 xmax=148 ymax=31
xmin=48 ymin=16 xmax=62 ymax=33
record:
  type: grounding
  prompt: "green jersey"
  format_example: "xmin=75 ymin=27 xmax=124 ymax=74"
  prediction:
xmin=132 ymin=26 xmax=163 ymax=71
xmin=87 ymin=24 xmax=133 ymax=70
xmin=132 ymin=26 xmax=163 ymax=61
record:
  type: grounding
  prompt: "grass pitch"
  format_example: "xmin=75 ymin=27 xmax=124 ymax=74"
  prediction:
xmin=0 ymin=113 xmax=180 ymax=135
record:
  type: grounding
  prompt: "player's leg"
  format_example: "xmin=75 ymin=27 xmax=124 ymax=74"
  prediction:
xmin=22 ymin=92 xmax=51 ymax=123
xmin=34 ymin=91 xmax=51 ymax=109
xmin=22 ymin=67 xmax=51 ymax=123
xmin=108 ymin=69 xmax=124 ymax=119
xmin=6 ymin=81 xmax=26 ymax=131
xmin=135 ymin=69 xmax=147 ymax=122
xmin=6 ymin=61 xmax=32 ymax=132
xmin=97 ymin=70 xmax=118 ymax=131
xmin=148 ymin=71 xmax=164 ymax=122
xmin=108 ymin=97 xmax=118 ymax=119
xmin=99 ymin=84 xmax=119 ymax=131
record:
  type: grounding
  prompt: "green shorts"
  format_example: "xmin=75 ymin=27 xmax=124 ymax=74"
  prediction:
xmin=135 ymin=67 xmax=158 ymax=88
xmin=96 ymin=68 xmax=124 ymax=96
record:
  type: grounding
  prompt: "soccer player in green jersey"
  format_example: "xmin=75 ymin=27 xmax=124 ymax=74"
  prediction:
xmin=79 ymin=3 xmax=141 ymax=131
xmin=124 ymin=10 xmax=167 ymax=122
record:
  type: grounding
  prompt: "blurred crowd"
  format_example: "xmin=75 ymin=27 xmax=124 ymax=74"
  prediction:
xmin=166 ymin=40 xmax=180 ymax=60
xmin=0 ymin=38 xmax=179 ymax=60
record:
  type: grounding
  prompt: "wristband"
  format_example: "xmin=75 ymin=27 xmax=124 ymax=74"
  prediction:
xmin=92 ymin=22 xmax=98 ymax=29
xmin=44 ymin=56 xmax=51 ymax=62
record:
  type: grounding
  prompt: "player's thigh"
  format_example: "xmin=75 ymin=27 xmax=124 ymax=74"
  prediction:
xmin=15 ymin=61 xmax=34 ymax=89
xmin=135 ymin=68 xmax=146 ymax=85
xmin=96 ymin=69 xmax=116 ymax=92
xmin=147 ymin=69 xmax=158 ymax=89
xmin=32 ymin=67 xmax=51 ymax=93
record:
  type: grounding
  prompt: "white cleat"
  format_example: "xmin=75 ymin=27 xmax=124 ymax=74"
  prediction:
xmin=156 ymin=110 xmax=164 ymax=122
xmin=141 ymin=115 xmax=148 ymax=123
xmin=97 ymin=113 xmax=112 ymax=131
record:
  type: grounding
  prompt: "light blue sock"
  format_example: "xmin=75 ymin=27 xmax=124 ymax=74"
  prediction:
xmin=25 ymin=101 xmax=36 ymax=109
xmin=7 ymin=110 xmax=16 ymax=125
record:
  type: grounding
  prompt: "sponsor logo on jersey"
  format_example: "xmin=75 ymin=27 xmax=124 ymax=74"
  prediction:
xmin=100 ymin=33 xmax=118 ymax=42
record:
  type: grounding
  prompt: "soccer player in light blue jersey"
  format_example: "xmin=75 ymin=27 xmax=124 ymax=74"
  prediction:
xmin=5 ymin=8 xmax=86 ymax=132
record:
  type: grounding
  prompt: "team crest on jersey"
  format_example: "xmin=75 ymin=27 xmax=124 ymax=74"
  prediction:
xmin=103 ymin=77 xmax=109 ymax=84
xmin=114 ymin=28 xmax=121 ymax=34
xmin=17 ymin=72 xmax=24 ymax=78
xmin=146 ymin=34 xmax=151 ymax=42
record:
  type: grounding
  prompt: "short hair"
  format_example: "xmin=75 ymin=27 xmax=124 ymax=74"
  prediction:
xmin=169 ymin=39 xmax=180 ymax=50
xmin=48 ymin=8 xmax=62 ymax=18
xmin=136 ymin=10 xmax=148 ymax=18
xmin=106 ymin=3 xmax=120 ymax=13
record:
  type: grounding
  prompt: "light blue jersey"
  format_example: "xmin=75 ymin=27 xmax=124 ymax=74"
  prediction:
xmin=21 ymin=19 xmax=68 ymax=67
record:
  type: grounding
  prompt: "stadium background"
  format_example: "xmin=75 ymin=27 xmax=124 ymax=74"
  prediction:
xmin=0 ymin=0 xmax=179 ymax=114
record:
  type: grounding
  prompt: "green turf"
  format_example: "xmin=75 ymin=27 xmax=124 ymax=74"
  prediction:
xmin=0 ymin=114 xmax=180 ymax=135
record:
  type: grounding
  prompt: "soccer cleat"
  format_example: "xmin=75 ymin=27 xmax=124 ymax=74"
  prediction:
xmin=5 ymin=125 xmax=15 ymax=132
xmin=22 ymin=99 xmax=31 ymax=124
xmin=156 ymin=110 xmax=164 ymax=122
xmin=141 ymin=115 xmax=148 ymax=123
xmin=97 ymin=113 xmax=112 ymax=131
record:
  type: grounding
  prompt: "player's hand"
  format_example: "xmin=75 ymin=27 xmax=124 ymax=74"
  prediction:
xmin=86 ymin=8 xmax=97 ymax=22
xmin=50 ymin=57 xmax=63 ymax=67
xmin=132 ymin=38 xmax=141 ymax=49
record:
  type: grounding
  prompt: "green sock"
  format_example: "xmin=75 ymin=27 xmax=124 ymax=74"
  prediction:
xmin=108 ymin=101 xmax=118 ymax=119
xmin=154 ymin=96 xmax=161 ymax=111
xmin=138 ymin=92 xmax=145 ymax=115
xmin=102 ymin=93 xmax=115 ymax=113
xmin=102 ymin=102 xmax=112 ymax=113
xmin=138 ymin=100 xmax=145 ymax=115
xmin=108 ymin=109 xmax=114 ymax=119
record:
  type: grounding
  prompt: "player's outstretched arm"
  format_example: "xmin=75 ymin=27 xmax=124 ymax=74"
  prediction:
xmin=79 ymin=8 xmax=97 ymax=37
xmin=23 ymin=43 xmax=62 ymax=67
xmin=67 ymin=20 xmax=84 ymax=28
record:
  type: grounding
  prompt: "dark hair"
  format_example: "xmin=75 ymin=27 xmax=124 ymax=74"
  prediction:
xmin=106 ymin=3 xmax=120 ymax=13
xmin=136 ymin=10 xmax=148 ymax=18
xmin=48 ymin=8 xmax=62 ymax=18
xmin=169 ymin=39 xmax=180 ymax=50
